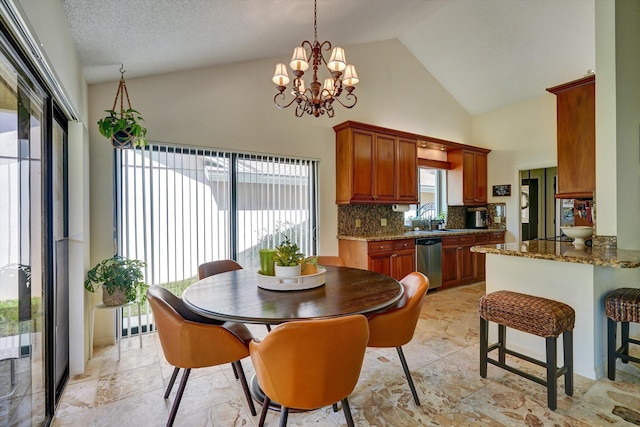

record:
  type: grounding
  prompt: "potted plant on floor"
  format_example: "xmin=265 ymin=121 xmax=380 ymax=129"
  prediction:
xmin=84 ymin=255 xmax=148 ymax=306
xmin=273 ymin=237 xmax=305 ymax=277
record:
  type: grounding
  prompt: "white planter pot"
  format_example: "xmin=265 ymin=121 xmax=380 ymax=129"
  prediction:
xmin=275 ymin=264 xmax=301 ymax=278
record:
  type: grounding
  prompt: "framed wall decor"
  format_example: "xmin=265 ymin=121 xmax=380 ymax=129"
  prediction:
xmin=492 ymin=184 xmax=511 ymax=197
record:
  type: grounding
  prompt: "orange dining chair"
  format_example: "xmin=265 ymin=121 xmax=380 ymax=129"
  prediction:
xmin=198 ymin=259 xmax=243 ymax=279
xmin=250 ymin=315 xmax=369 ymax=427
xmin=316 ymin=255 xmax=345 ymax=267
xmin=367 ymin=271 xmax=429 ymax=406
xmin=147 ymin=285 xmax=257 ymax=426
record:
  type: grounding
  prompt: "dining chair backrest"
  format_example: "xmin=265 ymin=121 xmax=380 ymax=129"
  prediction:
xmin=249 ymin=315 xmax=369 ymax=410
xmin=316 ymin=256 xmax=345 ymax=267
xmin=367 ymin=272 xmax=430 ymax=347
xmin=198 ymin=259 xmax=242 ymax=280
xmin=147 ymin=285 xmax=250 ymax=369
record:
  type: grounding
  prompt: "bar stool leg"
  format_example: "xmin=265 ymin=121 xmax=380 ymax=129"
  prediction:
xmin=479 ymin=317 xmax=488 ymax=378
xmin=546 ymin=336 xmax=557 ymax=410
xmin=621 ymin=321 xmax=630 ymax=363
xmin=563 ymin=330 xmax=573 ymax=396
xmin=498 ymin=324 xmax=506 ymax=364
xmin=607 ymin=318 xmax=617 ymax=380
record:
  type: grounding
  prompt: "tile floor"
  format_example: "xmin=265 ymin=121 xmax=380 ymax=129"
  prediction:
xmin=53 ymin=282 xmax=640 ymax=426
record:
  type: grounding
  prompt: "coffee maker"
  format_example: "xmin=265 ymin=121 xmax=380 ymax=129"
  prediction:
xmin=466 ymin=207 xmax=488 ymax=229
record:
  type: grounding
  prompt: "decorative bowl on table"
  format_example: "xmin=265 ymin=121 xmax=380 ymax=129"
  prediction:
xmin=257 ymin=267 xmax=326 ymax=291
xmin=561 ymin=226 xmax=593 ymax=247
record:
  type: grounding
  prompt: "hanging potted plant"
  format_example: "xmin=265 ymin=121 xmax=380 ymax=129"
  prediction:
xmin=98 ymin=108 xmax=147 ymax=149
xmin=84 ymin=255 xmax=148 ymax=306
xmin=97 ymin=66 xmax=148 ymax=149
xmin=273 ymin=236 xmax=305 ymax=277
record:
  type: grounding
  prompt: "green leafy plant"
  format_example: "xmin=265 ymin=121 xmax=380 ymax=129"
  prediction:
xmin=84 ymin=255 xmax=148 ymax=304
xmin=97 ymin=108 xmax=147 ymax=148
xmin=273 ymin=236 xmax=305 ymax=267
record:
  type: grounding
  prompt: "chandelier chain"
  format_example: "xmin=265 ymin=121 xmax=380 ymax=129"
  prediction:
xmin=313 ymin=0 xmax=317 ymax=42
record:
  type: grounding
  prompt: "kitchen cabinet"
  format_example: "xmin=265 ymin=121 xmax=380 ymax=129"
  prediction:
xmin=334 ymin=121 xmax=418 ymax=204
xmin=338 ymin=238 xmax=415 ymax=281
xmin=447 ymin=150 xmax=488 ymax=206
xmin=546 ymin=75 xmax=595 ymax=199
xmin=442 ymin=235 xmax=475 ymax=288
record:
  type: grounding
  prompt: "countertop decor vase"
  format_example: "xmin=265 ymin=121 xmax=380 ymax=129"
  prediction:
xmin=274 ymin=264 xmax=301 ymax=278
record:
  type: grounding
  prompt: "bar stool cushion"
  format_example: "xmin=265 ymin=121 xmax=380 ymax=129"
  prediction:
xmin=605 ymin=288 xmax=640 ymax=323
xmin=479 ymin=290 xmax=575 ymax=338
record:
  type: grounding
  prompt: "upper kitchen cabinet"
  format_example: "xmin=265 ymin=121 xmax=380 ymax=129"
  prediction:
xmin=547 ymin=75 xmax=595 ymax=199
xmin=447 ymin=149 xmax=489 ymax=206
xmin=334 ymin=121 xmax=418 ymax=204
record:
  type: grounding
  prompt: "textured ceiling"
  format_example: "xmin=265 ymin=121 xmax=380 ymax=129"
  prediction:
xmin=60 ymin=0 xmax=595 ymax=115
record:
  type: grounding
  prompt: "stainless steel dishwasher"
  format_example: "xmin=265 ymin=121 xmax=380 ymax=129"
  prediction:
xmin=416 ymin=238 xmax=442 ymax=289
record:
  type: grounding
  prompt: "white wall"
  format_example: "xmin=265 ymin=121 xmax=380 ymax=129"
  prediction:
xmin=472 ymin=95 xmax=557 ymax=242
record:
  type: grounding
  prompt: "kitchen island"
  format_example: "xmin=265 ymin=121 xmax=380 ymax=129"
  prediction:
xmin=472 ymin=240 xmax=640 ymax=380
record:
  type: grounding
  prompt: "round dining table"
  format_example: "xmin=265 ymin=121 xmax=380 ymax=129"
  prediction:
xmin=182 ymin=265 xmax=404 ymax=412
xmin=182 ymin=265 xmax=404 ymax=324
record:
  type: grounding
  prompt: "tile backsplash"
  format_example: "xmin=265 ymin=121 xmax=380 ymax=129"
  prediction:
xmin=338 ymin=205 xmax=404 ymax=235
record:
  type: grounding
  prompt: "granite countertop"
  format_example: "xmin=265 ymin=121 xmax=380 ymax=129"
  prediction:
xmin=471 ymin=240 xmax=640 ymax=268
xmin=338 ymin=228 xmax=506 ymax=242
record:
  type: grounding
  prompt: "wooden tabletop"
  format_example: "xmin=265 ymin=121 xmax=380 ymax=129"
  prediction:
xmin=182 ymin=266 xmax=404 ymax=324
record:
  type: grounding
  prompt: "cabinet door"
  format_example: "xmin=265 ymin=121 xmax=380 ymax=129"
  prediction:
xmin=458 ymin=236 xmax=475 ymax=283
xmin=351 ymin=130 xmax=375 ymax=202
xmin=373 ymin=134 xmax=396 ymax=202
xmin=489 ymin=232 xmax=505 ymax=244
xmin=473 ymin=234 xmax=489 ymax=280
xmin=369 ymin=253 xmax=392 ymax=277
xmin=474 ymin=153 xmax=487 ymax=203
xmin=393 ymin=251 xmax=415 ymax=281
xmin=441 ymin=237 xmax=459 ymax=287
xmin=396 ymin=138 xmax=418 ymax=203
xmin=462 ymin=151 xmax=476 ymax=204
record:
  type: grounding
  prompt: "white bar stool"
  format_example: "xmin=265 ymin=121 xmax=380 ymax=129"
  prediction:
xmin=90 ymin=302 xmax=142 ymax=361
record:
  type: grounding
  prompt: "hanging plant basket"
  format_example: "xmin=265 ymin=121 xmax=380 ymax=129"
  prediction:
xmin=97 ymin=67 xmax=147 ymax=149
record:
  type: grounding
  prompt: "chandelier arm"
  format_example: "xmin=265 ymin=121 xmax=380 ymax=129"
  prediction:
xmin=274 ymin=92 xmax=301 ymax=110
xmin=331 ymin=92 xmax=358 ymax=109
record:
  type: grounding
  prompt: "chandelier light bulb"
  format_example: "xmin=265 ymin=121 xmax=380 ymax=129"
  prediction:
xmin=272 ymin=63 xmax=290 ymax=86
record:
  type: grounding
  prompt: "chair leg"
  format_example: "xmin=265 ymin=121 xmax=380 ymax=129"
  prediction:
xmin=233 ymin=360 xmax=257 ymax=416
xmin=266 ymin=324 xmax=272 ymax=332
xmin=546 ymin=337 xmax=557 ymax=410
xmin=563 ymin=330 xmax=573 ymax=396
xmin=342 ymin=398 xmax=355 ymax=427
xmin=480 ymin=317 xmax=488 ymax=378
xmin=396 ymin=346 xmax=420 ymax=406
xmin=164 ymin=367 xmax=180 ymax=398
xmin=231 ymin=362 xmax=239 ymax=379
xmin=258 ymin=396 xmax=270 ymax=427
xmin=607 ymin=317 xmax=617 ymax=380
xmin=167 ymin=368 xmax=191 ymax=427
xmin=621 ymin=322 xmax=630 ymax=363
xmin=279 ymin=407 xmax=289 ymax=427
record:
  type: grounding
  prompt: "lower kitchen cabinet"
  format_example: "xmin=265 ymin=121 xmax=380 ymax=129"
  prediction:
xmin=339 ymin=238 xmax=415 ymax=281
xmin=474 ymin=231 xmax=505 ymax=282
xmin=442 ymin=232 xmax=505 ymax=288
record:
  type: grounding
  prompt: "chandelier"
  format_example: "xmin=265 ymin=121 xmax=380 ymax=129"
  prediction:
xmin=272 ymin=0 xmax=359 ymax=118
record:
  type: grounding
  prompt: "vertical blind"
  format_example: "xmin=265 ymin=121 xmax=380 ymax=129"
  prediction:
xmin=115 ymin=143 xmax=319 ymax=290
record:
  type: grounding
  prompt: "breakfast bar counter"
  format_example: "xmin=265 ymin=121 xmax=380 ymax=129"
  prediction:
xmin=472 ymin=240 xmax=640 ymax=380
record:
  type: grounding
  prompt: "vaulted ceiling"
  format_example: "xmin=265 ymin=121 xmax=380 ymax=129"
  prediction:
xmin=60 ymin=0 xmax=595 ymax=115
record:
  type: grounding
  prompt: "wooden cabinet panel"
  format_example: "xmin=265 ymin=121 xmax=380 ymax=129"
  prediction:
xmin=396 ymin=137 xmax=418 ymax=202
xmin=488 ymin=231 xmax=505 ymax=244
xmin=547 ymin=75 xmax=595 ymax=199
xmin=447 ymin=150 xmax=488 ymax=206
xmin=473 ymin=234 xmax=489 ymax=280
xmin=335 ymin=122 xmax=418 ymax=204
xmin=458 ymin=236 xmax=475 ymax=283
xmin=373 ymin=134 xmax=397 ymax=202
xmin=351 ymin=130 xmax=375 ymax=201
xmin=341 ymin=238 xmax=414 ymax=281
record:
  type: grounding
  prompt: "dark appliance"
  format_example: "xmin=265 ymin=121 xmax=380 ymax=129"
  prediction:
xmin=466 ymin=207 xmax=488 ymax=229
xmin=416 ymin=238 xmax=442 ymax=289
